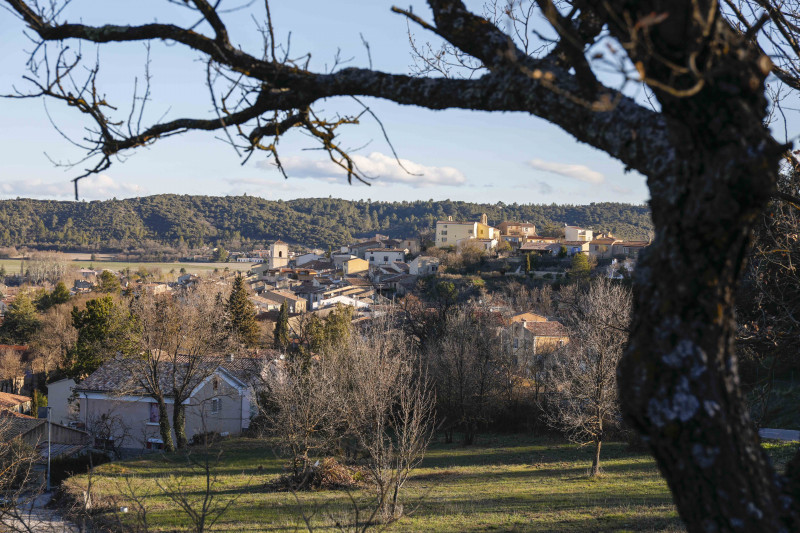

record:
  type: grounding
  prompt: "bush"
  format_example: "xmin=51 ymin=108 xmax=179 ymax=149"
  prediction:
xmin=49 ymin=452 xmax=111 ymax=486
xmin=266 ymin=457 xmax=363 ymax=491
xmin=190 ymin=431 xmax=224 ymax=446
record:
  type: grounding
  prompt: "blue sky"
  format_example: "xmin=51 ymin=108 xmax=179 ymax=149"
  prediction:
xmin=0 ymin=1 xmax=762 ymax=205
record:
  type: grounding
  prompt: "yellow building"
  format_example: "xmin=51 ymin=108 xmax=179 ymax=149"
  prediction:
xmin=435 ymin=213 xmax=497 ymax=248
xmin=343 ymin=257 xmax=369 ymax=275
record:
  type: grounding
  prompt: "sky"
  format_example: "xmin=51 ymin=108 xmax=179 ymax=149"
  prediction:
xmin=0 ymin=1 xmax=783 ymax=206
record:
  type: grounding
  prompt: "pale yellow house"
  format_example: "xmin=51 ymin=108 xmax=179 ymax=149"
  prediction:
xmin=263 ymin=289 xmax=307 ymax=313
xmin=343 ymin=257 xmax=369 ymax=275
xmin=589 ymin=236 xmax=621 ymax=259
xmin=503 ymin=318 xmax=569 ymax=367
xmin=498 ymin=221 xmax=537 ymax=237
xmin=435 ymin=213 xmax=497 ymax=248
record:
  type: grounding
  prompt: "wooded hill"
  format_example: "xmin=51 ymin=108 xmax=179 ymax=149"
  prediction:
xmin=0 ymin=195 xmax=653 ymax=251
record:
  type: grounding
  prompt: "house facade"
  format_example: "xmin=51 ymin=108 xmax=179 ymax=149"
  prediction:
xmin=262 ymin=289 xmax=307 ymax=313
xmin=343 ymin=258 xmax=369 ymax=275
xmin=365 ymin=249 xmax=406 ymax=266
xmin=498 ymin=221 xmax=537 ymax=237
xmin=409 ymin=256 xmax=440 ymax=276
xmin=74 ymin=355 xmax=264 ymax=451
xmin=564 ymin=226 xmax=594 ymax=242
xmin=588 ymin=237 xmax=620 ymax=259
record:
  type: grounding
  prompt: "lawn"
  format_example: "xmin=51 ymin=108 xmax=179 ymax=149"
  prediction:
xmin=64 ymin=435 xmax=695 ymax=532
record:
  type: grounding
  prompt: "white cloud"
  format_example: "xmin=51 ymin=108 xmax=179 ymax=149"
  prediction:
xmin=256 ymin=152 xmax=467 ymax=188
xmin=527 ymin=159 xmax=605 ymax=185
xmin=0 ymin=174 xmax=147 ymax=200
xmin=225 ymin=177 xmax=306 ymax=197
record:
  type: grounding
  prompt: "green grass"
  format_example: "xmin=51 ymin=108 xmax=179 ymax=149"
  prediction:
xmin=0 ymin=258 xmax=251 ymax=277
xmin=65 ymin=435 xmax=690 ymax=532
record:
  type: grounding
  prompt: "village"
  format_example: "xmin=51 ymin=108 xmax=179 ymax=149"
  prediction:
xmin=0 ymin=213 xmax=650 ymax=524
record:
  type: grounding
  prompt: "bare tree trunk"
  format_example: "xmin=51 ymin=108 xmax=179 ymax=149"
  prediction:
xmin=173 ymin=403 xmax=188 ymax=449
xmin=591 ymin=437 xmax=601 ymax=478
xmin=158 ymin=400 xmax=175 ymax=452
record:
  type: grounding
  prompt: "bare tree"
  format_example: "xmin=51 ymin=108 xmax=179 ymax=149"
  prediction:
xmin=125 ymin=285 xmax=231 ymax=451
xmin=426 ymin=306 xmax=502 ymax=444
xmin=0 ymin=417 xmax=51 ymax=533
xmin=333 ymin=320 xmax=435 ymax=521
xmin=0 ymin=347 xmax=25 ymax=395
xmin=85 ymin=411 xmax=132 ymax=459
xmin=9 ymin=0 xmax=800 ymax=528
xmin=737 ymin=166 xmax=800 ymax=426
xmin=29 ymin=302 xmax=77 ymax=378
xmin=257 ymin=355 xmax=340 ymax=487
xmin=546 ymin=278 xmax=632 ymax=477
xmin=25 ymin=252 xmax=69 ymax=285
xmin=154 ymin=447 xmax=246 ymax=533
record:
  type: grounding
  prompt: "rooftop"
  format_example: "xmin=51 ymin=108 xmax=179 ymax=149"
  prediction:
xmin=0 ymin=391 xmax=31 ymax=410
xmin=524 ymin=320 xmax=568 ymax=337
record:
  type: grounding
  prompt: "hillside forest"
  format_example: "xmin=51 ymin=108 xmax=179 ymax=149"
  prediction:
xmin=0 ymin=195 xmax=652 ymax=252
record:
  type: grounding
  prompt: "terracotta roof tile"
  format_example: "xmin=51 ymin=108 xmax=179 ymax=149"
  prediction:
xmin=524 ymin=321 xmax=568 ymax=337
xmin=0 ymin=391 xmax=31 ymax=410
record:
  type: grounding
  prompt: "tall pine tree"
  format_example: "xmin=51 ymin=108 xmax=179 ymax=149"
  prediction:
xmin=226 ymin=275 xmax=260 ymax=346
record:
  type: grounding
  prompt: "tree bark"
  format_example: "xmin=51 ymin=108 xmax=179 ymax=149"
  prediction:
xmin=619 ymin=140 xmax=798 ymax=530
xmin=591 ymin=437 xmax=601 ymax=478
xmin=173 ymin=402 xmax=188 ymax=449
xmin=158 ymin=399 xmax=175 ymax=452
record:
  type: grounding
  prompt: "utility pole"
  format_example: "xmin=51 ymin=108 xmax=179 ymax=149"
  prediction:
xmin=46 ymin=406 xmax=51 ymax=492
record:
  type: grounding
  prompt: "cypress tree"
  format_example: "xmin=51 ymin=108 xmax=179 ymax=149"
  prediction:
xmin=226 ymin=275 xmax=260 ymax=346
xmin=274 ymin=301 xmax=289 ymax=350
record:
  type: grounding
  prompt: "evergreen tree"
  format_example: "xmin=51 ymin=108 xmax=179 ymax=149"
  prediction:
xmin=0 ymin=293 xmax=40 ymax=344
xmin=570 ymin=253 xmax=591 ymax=283
xmin=212 ymin=246 xmax=229 ymax=263
xmin=30 ymin=389 xmax=47 ymax=418
xmin=66 ymin=296 xmax=132 ymax=378
xmin=97 ymin=270 xmax=121 ymax=293
xmin=274 ymin=301 xmax=289 ymax=350
xmin=525 ymin=253 xmax=532 ymax=274
xmin=49 ymin=281 xmax=71 ymax=306
xmin=225 ymin=275 xmax=259 ymax=346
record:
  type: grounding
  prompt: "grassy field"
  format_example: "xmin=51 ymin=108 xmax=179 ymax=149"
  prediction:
xmin=64 ymin=435 xmax=692 ymax=532
xmin=0 ymin=258 xmax=251 ymax=277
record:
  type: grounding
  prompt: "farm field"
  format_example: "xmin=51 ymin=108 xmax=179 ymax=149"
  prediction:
xmin=0 ymin=258 xmax=251 ymax=277
xmin=64 ymin=435 xmax=692 ymax=532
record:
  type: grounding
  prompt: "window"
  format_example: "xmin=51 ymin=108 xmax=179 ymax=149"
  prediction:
xmin=211 ymin=398 xmax=221 ymax=414
xmin=149 ymin=403 xmax=159 ymax=423
xmin=513 ymin=338 xmax=519 ymax=349
xmin=369 ymin=256 xmax=374 ymax=261
xmin=279 ymin=250 xmax=283 ymax=257
xmin=213 ymin=377 xmax=219 ymax=392
xmin=442 ymin=238 xmax=447 ymax=242
xmin=383 ymin=256 xmax=389 ymax=263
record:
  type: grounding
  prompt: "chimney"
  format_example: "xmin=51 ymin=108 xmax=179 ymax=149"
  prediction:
xmin=226 ymin=353 xmax=234 ymax=363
